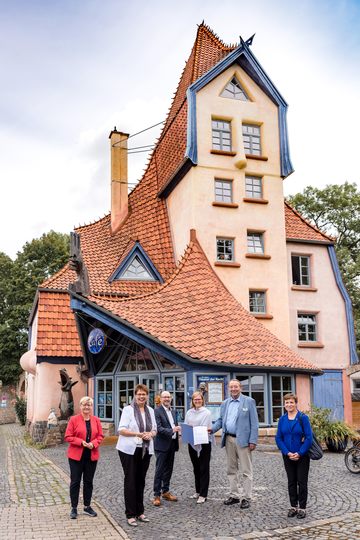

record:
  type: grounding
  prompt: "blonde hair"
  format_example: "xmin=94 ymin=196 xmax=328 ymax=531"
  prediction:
xmin=191 ymin=391 xmax=204 ymax=408
xmin=80 ymin=396 xmax=93 ymax=406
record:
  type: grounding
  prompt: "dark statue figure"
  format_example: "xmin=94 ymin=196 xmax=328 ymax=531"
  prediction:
xmin=69 ymin=231 xmax=90 ymax=296
xmin=58 ymin=368 xmax=78 ymax=420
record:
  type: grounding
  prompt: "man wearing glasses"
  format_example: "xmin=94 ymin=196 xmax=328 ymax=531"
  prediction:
xmin=152 ymin=391 xmax=180 ymax=506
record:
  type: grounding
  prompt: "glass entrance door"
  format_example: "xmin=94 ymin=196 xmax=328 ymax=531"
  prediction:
xmin=139 ymin=375 xmax=159 ymax=409
xmin=116 ymin=377 xmax=136 ymax=427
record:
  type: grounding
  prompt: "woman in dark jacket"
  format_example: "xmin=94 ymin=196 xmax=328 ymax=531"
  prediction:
xmin=64 ymin=396 xmax=104 ymax=519
xmin=275 ymin=393 xmax=312 ymax=519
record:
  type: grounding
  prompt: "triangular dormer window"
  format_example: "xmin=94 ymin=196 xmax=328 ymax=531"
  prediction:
xmin=110 ymin=242 xmax=163 ymax=283
xmin=122 ymin=256 xmax=153 ymax=280
xmin=221 ymin=77 xmax=249 ymax=101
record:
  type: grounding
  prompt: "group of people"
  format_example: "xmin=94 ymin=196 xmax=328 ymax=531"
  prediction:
xmin=64 ymin=380 xmax=314 ymax=527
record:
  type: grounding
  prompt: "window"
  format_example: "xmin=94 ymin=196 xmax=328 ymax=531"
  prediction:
xmin=245 ymin=175 xmax=263 ymax=199
xmin=291 ymin=255 xmax=310 ymax=286
xmin=121 ymin=342 xmax=156 ymax=371
xmin=242 ymin=124 xmax=261 ymax=156
xmin=121 ymin=255 xmax=154 ymax=281
xmin=236 ymin=375 xmax=265 ymax=423
xmin=96 ymin=378 xmax=113 ymax=420
xmin=214 ymin=179 xmax=233 ymax=203
xmin=164 ymin=375 xmax=185 ymax=423
xmin=298 ymin=313 xmax=317 ymax=342
xmin=249 ymin=291 xmax=266 ymax=314
xmin=212 ymin=120 xmax=232 ymax=151
xmin=220 ymin=76 xmax=249 ymax=101
xmin=271 ymin=375 xmax=293 ymax=423
xmin=247 ymin=232 xmax=264 ymax=254
xmin=216 ymin=238 xmax=234 ymax=261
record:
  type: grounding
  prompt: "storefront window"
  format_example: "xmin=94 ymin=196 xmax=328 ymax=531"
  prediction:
xmin=164 ymin=375 xmax=185 ymax=422
xmin=97 ymin=378 xmax=113 ymax=420
xmin=121 ymin=342 xmax=155 ymax=371
xmin=271 ymin=375 xmax=293 ymax=423
xmin=236 ymin=375 xmax=265 ymax=423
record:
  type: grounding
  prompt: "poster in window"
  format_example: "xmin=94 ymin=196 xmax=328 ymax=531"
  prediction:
xmin=207 ymin=382 xmax=224 ymax=404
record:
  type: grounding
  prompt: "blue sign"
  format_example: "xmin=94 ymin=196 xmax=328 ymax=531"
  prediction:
xmin=87 ymin=329 xmax=106 ymax=354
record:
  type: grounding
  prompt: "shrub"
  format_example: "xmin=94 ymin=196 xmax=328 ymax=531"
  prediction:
xmin=307 ymin=405 xmax=359 ymax=443
xmin=14 ymin=396 xmax=27 ymax=425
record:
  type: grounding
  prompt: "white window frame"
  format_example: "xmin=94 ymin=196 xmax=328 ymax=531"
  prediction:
xmin=245 ymin=175 xmax=263 ymax=199
xmin=221 ymin=76 xmax=249 ymax=101
xmin=291 ymin=255 xmax=311 ymax=286
xmin=216 ymin=237 xmax=234 ymax=262
xmin=212 ymin=120 xmax=232 ymax=151
xmin=249 ymin=290 xmax=266 ymax=314
xmin=214 ymin=179 xmax=233 ymax=203
xmin=297 ymin=313 xmax=317 ymax=342
xmin=242 ymin=123 xmax=261 ymax=156
xmin=247 ymin=232 xmax=264 ymax=254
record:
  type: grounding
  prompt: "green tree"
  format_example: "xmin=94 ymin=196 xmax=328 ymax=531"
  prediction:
xmin=287 ymin=182 xmax=360 ymax=352
xmin=0 ymin=231 xmax=70 ymax=385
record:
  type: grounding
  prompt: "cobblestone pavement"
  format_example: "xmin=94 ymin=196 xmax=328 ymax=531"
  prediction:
xmin=43 ymin=436 xmax=360 ymax=540
xmin=0 ymin=424 xmax=128 ymax=539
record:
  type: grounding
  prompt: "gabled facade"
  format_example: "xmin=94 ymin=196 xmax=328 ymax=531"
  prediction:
xmin=21 ymin=24 xmax=357 ymax=441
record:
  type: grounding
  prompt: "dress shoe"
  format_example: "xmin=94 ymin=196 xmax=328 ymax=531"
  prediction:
xmin=287 ymin=507 xmax=298 ymax=518
xmin=162 ymin=491 xmax=178 ymax=502
xmin=223 ymin=497 xmax=240 ymax=506
xmin=240 ymin=499 xmax=251 ymax=509
xmin=297 ymin=509 xmax=306 ymax=519
xmin=70 ymin=508 xmax=78 ymax=519
xmin=153 ymin=496 xmax=161 ymax=507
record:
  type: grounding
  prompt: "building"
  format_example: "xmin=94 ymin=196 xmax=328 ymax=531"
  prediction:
xmin=20 ymin=24 xmax=357 ymax=441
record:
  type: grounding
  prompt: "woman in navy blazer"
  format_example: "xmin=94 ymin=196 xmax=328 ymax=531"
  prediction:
xmin=275 ymin=393 xmax=312 ymax=519
xmin=64 ymin=396 xmax=104 ymax=520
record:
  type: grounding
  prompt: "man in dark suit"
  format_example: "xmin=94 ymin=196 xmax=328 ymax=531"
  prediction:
xmin=153 ymin=391 xmax=180 ymax=506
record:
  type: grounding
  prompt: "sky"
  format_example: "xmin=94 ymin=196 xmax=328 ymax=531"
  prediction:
xmin=1 ymin=0 xmax=360 ymax=258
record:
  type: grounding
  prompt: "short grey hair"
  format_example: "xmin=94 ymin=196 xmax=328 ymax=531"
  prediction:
xmin=80 ymin=396 xmax=93 ymax=406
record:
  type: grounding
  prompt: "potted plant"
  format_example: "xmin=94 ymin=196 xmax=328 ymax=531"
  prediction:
xmin=307 ymin=406 xmax=359 ymax=453
xmin=324 ymin=420 xmax=358 ymax=452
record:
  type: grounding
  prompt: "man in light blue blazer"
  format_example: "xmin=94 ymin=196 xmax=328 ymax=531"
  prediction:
xmin=212 ymin=379 xmax=259 ymax=508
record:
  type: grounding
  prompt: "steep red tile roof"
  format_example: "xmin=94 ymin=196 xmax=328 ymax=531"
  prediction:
xmin=87 ymin=237 xmax=319 ymax=372
xmin=42 ymin=24 xmax=237 ymax=297
xmin=285 ymin=202 xmax=333 ymax=243
xmin=36 ymin=291 xmax=82 ymax=357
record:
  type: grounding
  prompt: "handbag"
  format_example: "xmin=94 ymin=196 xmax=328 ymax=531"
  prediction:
xmin=299 ymin=413 xmax=323 ymax=460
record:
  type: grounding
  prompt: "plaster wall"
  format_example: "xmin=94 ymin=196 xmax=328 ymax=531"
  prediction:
xmin=287 ymin=243 xmax=350 ymax=370
xmin=167 ymin=64 xmax=291 ymax=343
xmin=295 ymin=373 xmax=311 ymax=411
xmin=32 ymin=363 xmax=85 ymax=422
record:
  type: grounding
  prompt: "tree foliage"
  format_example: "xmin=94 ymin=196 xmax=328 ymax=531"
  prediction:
xmin=0 ymin=231 xmax=69 ymax=385
xmin=287 ymin=182 xmax=360 ymax=352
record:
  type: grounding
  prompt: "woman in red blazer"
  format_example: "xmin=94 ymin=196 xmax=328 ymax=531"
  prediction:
xmin=64 ymin=396 xmax=104 ymax=519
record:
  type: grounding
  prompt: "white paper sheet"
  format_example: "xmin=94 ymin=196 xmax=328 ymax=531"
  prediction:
xmin=193 ymin=425 xmax=209 ymax=445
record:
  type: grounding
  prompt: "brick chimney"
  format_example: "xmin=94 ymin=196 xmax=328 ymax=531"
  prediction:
xmin=109 ymin=128 xmax=129 ymax=234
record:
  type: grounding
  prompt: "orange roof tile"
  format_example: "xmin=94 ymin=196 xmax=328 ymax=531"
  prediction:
xmin=284 ymin=202 xmax=333 ymax=243
xmin=37 ymin=291 xmax=82 ymax=357
xmin=86 ymin=237 xmax=319 ymax=372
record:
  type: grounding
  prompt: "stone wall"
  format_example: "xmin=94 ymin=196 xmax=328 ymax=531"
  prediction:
xmin=0 ymin=386 xmax=16 ymax=425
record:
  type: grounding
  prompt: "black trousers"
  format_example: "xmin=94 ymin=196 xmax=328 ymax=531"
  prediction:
xmin=119 ymin=448 xmax=151 ymax=518
xmin=188 ymin=444 xmax=211 ymax=498
xmin=283 ymin=454 xmax=310 ymax=509
xmin=153 ymin=440 xmax=177 ymax=496
xmin=69 ymin=455 xmax=97 ymax=508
